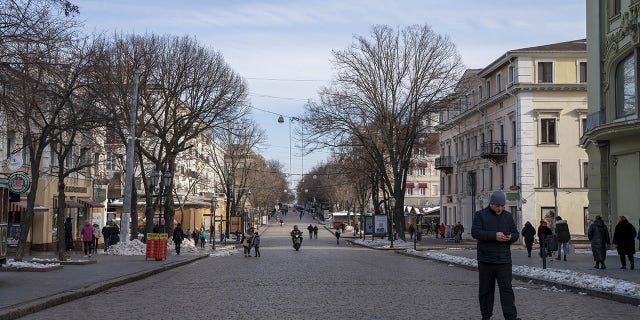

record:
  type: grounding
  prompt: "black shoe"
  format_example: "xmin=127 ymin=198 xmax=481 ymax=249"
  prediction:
xmin=594 ymin=264 xmax=599 ymax=269
xmin=564 ymin=255 xmax=567 ymax=261
xmin=631 ymin=263 xmax=635 ymax=270
xmin=621 ymin=265 xmax=626 ymax=269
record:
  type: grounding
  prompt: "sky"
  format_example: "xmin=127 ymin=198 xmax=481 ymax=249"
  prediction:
xmin=73 ymin=0 xmax=586 ymax=187
xmin=8 ymin=237 xmax=640 ymax=301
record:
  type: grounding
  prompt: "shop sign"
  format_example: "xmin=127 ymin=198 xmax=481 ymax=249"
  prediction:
xmin=8 ymin=171 xmax=30 ymax=194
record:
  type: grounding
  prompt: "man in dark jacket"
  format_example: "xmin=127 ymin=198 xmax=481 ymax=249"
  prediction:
xmin=172 ymin=223 xmax=184 ymax=255
xmin=613 ymin=215 xmax=636 ymax=269
xmin=471 ymin=191 xmax=520 ymax=320
xmin=554 ymin=216 xmax=571 ymax=261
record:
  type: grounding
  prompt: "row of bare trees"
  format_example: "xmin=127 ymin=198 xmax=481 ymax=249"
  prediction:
xmin=1 ymin=0 xmax=286 ymax=260
xmin=301 ymin=24 xmax=464 ymax=240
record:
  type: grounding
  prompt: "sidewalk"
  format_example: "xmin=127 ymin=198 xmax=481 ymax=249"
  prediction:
xmin=345 ymin=232 xmax=640 ymax=305
xmin=0 ymin=251 xmax=209 ymax=320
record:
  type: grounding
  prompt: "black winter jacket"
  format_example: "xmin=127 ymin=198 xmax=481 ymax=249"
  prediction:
xmin=613 ymin=219 xmax=636 ymax=255
xmin=555 ymin=220 xmax=571 ymax=243
xmin=471 ymin=206 xmax=519 ymax=264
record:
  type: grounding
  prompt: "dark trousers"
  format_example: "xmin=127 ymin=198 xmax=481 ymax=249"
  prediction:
xmin=478 ymin=262 xmax=517 ymax=320
xmin=619 ymin=254 xmax=634 ymax=266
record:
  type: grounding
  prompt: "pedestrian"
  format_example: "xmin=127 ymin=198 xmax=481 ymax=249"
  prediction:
xmin=251 ymin=231 xmax=261 ymax=257
xmin=199 ymin=228 xmax=206 ymax=249
xmin=335 ymin=227 xmax=341 ymax=245
xmin=537 ymin=220 xmax=552 ymax=258
xmin=92 ymin=223 xmax=100 ymax=254
xmin=613 ymin=215 xmax=636 ymax=269
xmin=439 ymin=223 xmax=445 ymax=239
xmin=521 ymin=221 xmax=536 ymax=257
xmin=64 ymin=217 xmax=74 ymax=255
xmin=81 ymin=220 xmax=94 ymax=258
xmin=109 ymin=222 xmax=120 ymax=246
xmin=453 ymin=221 xmax=464 ymax=243
xmin=588 ymin=215 xmax=611 ymax=269
xmin=192 ymin=229 xmax=199 ymax=246
xmin=101 ymin=222 xmax=110 ymax=252
xmin=554 ymin=216 xmax=571 ymax=261
xmin=471 ymin=190 xmax=520 ymax=320
xmin=307 ymin=224 xmax=314 ymax=238
xmin=408 ymin=224 xmax=415 ymax=240
xmin=242 ymin=232 xmax=253 ymax=257
xmin=313 ymin=225 xmax=318 ymax=239
xmin=173 ymin=223 xmax=184 ymax=255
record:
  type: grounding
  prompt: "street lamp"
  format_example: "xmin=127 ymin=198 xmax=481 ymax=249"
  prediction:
xmin=149 ymin=170 xmax=172 ymax=233
xmin=210 ymin=198 xmax=217 ymax=250
xmin=389 ymin=197 xmax=395 ymax=249
xmin=277 ymin=115 xmax=304 ymax=188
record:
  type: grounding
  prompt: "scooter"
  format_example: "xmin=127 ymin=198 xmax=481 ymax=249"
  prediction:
xmin=292 ymin=234 xmax=303 ymax=251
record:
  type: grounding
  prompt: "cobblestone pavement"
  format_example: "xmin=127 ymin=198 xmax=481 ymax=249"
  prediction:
xmin=14 ymin=215 xmax=639 ymax=320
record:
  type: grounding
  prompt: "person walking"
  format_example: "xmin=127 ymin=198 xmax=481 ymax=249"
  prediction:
xmin=471 ymin=190 xmax=520 ymax=320
xmin=313 ymin=225 xmax=318 ymax=239
xmin=537 ymin=220 xmax=553 ymax=258
xmin=613 ymin=215 xmax=636 ymax=269
xmin=242 ymin=232 xmax=253 ymax=257
xmin=81 ymin=220 xmax=94 ymax=258
xmin=453 ymin=221 xmax=464 ymax=243
xmin=408 ymin=224 xmax=415 ymax=240
xmin=199 ymin=228 xmax=206 ymax=249
xmin=192 ymin=229 xmax=199 ymax=246
xmin=335 ymin=227 xmax=341 ymax=245
xmin=521 ymin=221 xmax=536 ymax=258
xmin=307 ymin=224 xmax=314 ymax=239
xmin=64 ymin=217 xmax=74 ymax=256
xmin=173 ymin=223 xmax=184 ymax=255
xmin=92 ymin=223 xmax=100 ymax=254
xmin=101 ymin=222 xmax=111 ymax=252
xmin=251 ymin=231 xmax=261 ymax=257
xmin=439 ymin=223 xmax=445 ymax=239
xmin=554 ymin=216 xmax=571 ymax=261
xmin=588 ymin=215 xmax=611 ymax=269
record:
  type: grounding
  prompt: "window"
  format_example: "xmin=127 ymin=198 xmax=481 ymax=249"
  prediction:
xmin=419 ymin=167 xmax=426 ymax=176
xmin=540 ymin=119 xmax=556 ymax=144
xmin=106 ymin=151 xmax=115 ymax=171
xmin=419 ymin=188 xmax=426 ymax=196
xmin=582 ymin=161 xmax=589 ymax=188
xmin=431 ymin=184 xmax=439 ymax=196
xmin=537 ymin=61 xmax=553 ymax=83
xmin=611 ymin=0 xmax=621 ymax=17
xmin=580 ymin=117 xmax=587 ymax=136
xmin=496 ymin=74 xmax=502 ymax=92
xmin=579 ymin=61 xmax=587 ymax=83
xmin=446 ymin=175 xmax=451 ymax=194
xmin=541 ymin=161 xmax=558 ymax=188
xmin=486 ymin=80 xmax=491 ymax=98
xmin=508 ymin=64 xmax=515 ymax=84
xmin=511 ymin=120 xmax=517 ymax=146
xmin=478 ymin=85 xmax=483 ymax=101
xmin=489 ymin=167 xmax=493 ymax=190
xmin=615 ymin=53 xmax=636 ymax=118
xmin=512 ymin=162 xmax=517 ymax=187
xmin=407 ymin=187 xmax=414 ymax=196
xmin=499 ymin=165 xmax=504 ymax=189
xmin=481 ymin=169 xmax=485 ymax=191
xmin=407 ymin=167 xmax=413 ymax=176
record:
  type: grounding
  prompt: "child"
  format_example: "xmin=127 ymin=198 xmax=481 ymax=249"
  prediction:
xmin=251 ymin=232 xmax=261 ymax=257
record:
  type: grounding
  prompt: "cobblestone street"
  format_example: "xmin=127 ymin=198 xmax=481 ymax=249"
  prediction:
xmin=15 ymin=217 xmax=638 ymax=320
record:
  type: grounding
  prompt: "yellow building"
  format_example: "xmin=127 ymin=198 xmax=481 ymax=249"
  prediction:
xmin=583 ymin=1 xmax=640 ymax=230
xmin=437 ymin=40 xmax=589 ymax=237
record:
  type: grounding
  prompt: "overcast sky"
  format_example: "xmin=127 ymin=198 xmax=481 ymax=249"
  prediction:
xmin=74 ymin=0 xmax=586 ymax=187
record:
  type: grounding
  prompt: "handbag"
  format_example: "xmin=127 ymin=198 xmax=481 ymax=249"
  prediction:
xmin=566 ymin=242 xmax=575 ymax=254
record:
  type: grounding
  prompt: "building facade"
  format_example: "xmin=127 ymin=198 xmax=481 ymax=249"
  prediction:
xmin=583 ymin=0 xmax=640 ymax=230
xmin=437 ymin=40 xmax=589 ymax=238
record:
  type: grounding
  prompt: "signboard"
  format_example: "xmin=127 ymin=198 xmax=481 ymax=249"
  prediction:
xmin=374 ymin=215 xmax=387 ymax=234
xmin=7 ymin=171 xmax=30 ymax=194
xmin=7 ymin=155 xmax=23 ymax=171
xmin=229 ymin=216 xmax=241 ymax=233
xmin=145 ymin=233 xmax=168 ymax=260
xmin=364 ymin=216 xmax=374 ymax=234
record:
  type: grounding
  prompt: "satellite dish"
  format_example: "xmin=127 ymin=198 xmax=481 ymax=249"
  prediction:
xmin=7 ymin=155 xmax=23 ymax=171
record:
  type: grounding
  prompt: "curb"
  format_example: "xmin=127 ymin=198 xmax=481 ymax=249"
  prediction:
xmin=0 ymin=254 xmax=209 ymax=320
xmin=396 ymin=250 xmax=640 ymax=307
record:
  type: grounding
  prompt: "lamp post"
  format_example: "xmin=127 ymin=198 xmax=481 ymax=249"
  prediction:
xmin=278 ymin=115 xmax=304 ymax=188
xmin=389 ymin=197 xmax=395 ymax=249
xmin=210 ymin=198 xmax=217 ymax=250
xmin=149 ymin=170 xmax=172 ymax=233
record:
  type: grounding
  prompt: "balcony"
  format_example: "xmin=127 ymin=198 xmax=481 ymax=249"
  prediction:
xmin=434 ymin=156 xmax=453 ymax=174
xmin=585 ymin=109 xmax=604 ymax=133
xmin=480 ymin=141 xmax=507 ymax=163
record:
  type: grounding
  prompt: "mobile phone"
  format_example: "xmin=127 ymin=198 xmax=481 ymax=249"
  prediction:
xmin=504 ymin=232 xmax=511 ymax=236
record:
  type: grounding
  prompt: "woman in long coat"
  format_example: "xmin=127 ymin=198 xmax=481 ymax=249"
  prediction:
xmin=521 ymin=221 xmax=536 ymax=257
xmin=612 ymin=215 xmax=637 ymax=269
xmin=588 ymin=216 xmax=611 ymax=269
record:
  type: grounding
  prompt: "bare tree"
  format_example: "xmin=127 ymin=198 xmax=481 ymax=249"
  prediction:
xmin=305 ymin=24 xmax=463 ymax=240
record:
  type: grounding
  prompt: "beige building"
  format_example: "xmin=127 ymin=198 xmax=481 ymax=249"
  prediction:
xmin=404 ymin=133 xmax=441 ymax=210
xmin=436 ymin=40 xmax=589 ymax=238
xmin=583 ymin=1 xmax=640 ymax=230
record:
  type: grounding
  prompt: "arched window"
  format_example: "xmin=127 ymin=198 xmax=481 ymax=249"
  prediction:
xmin=615 ymin=53 xmax=636 ymax=118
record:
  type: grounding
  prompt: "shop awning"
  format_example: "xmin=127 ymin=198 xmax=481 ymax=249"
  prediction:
xmin=52 ymin=198 xmax=84 ymax=209
xmin=77 ymin=197 xmax=104 ymax=208
xmin=418 ymin=183 xmax=428 ymax=188
xmin=406 ymin=183 xmax=415 ymax=188
xmin=9 ymin=201 xmax=48 ymax=212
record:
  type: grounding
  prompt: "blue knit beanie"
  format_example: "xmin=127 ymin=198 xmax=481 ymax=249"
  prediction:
xmin=489 ymin=191 xmax=506 ymax=205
